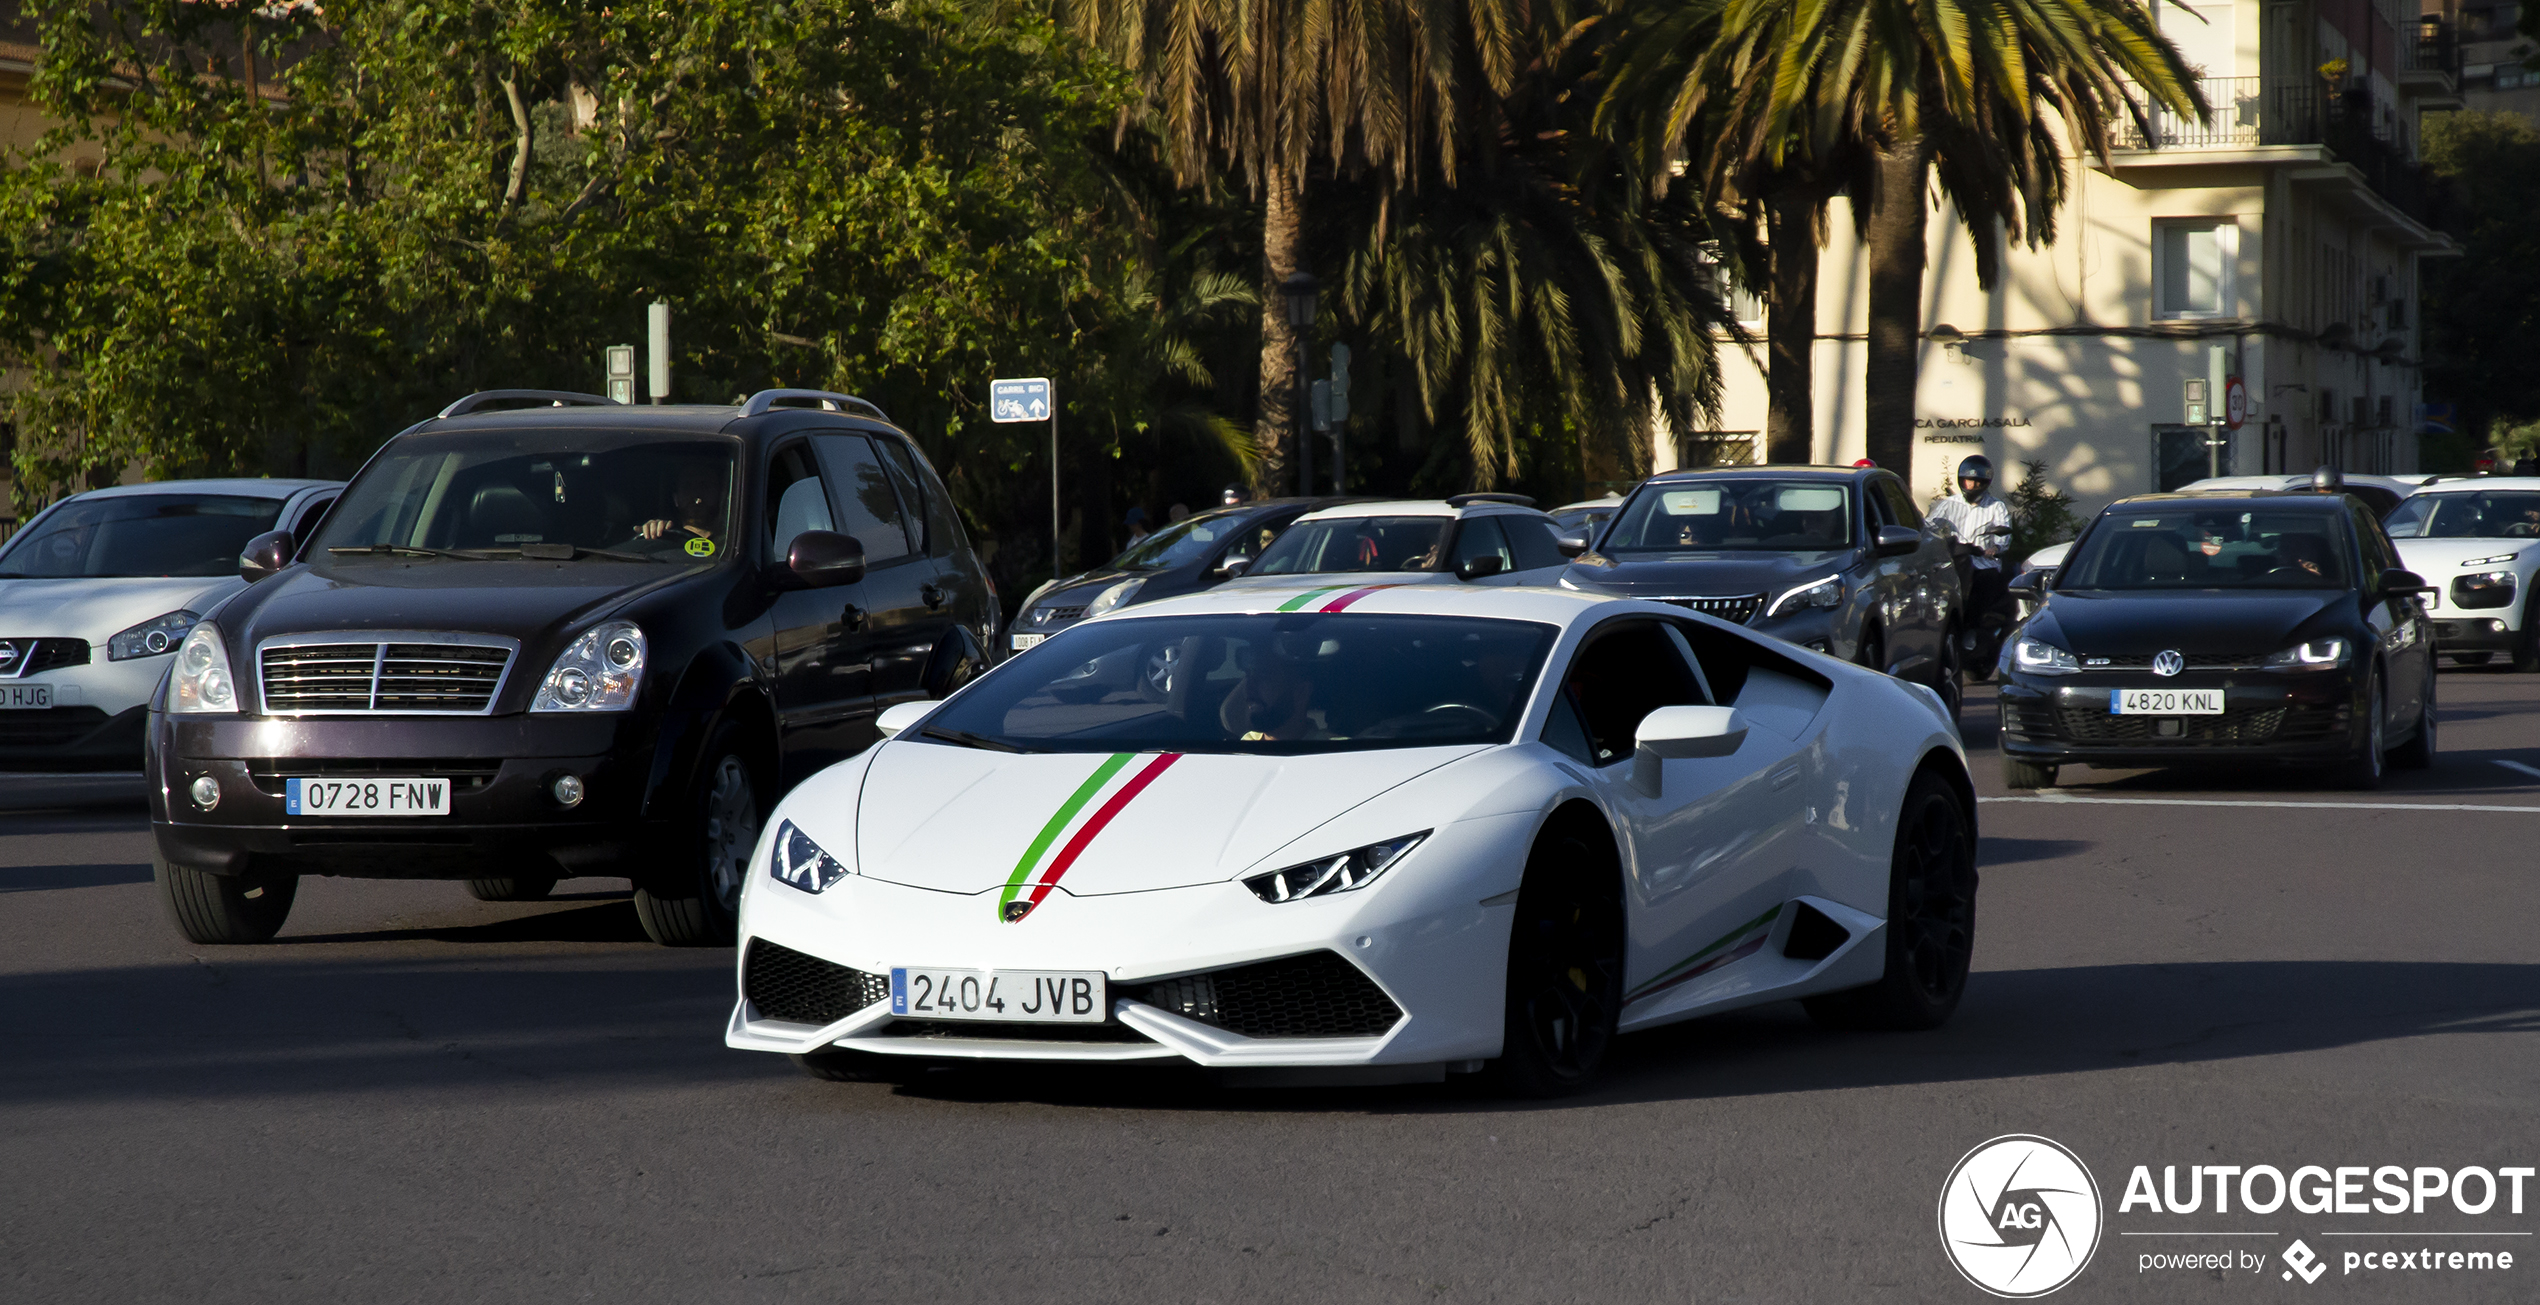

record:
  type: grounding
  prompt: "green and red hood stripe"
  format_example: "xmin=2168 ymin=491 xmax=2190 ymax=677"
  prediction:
xmin=995 ymin=752 xmax=1184 ymax=920
xmin=1273 ymin=583 xmax=1404 ymax=613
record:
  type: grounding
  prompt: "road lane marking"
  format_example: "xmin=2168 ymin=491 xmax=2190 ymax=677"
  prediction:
xmin=1985 ymin=796 xmax=2540 ymax=813
xmin=2494 ymin=759 xmax=2540 ymax=781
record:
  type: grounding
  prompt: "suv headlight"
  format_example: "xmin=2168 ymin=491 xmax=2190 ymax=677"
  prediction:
xmin=531 ymin=620 xmax=645 ymax=712
xmin=2261 ymin=638 xmax=2348 ymax=671
xmin=2012 ymin=637 xmax=2080 ymax=675
xmin=110 ymin=610 xmax=199 ymax=661
xmin=1243 ymin=832 xmax=1428 ymax=903
xmin=167 ymin=623 xmax=239 ymax=713
xmin=1765 ymin=575 xmax=1842 ymax=617
xmin=769 ymin=819 xmax=850 ymax=893
xmin=1084 ymin=577 xmax=1145 ymax=620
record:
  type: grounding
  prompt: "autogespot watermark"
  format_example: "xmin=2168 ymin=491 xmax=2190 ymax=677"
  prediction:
xmin=1939 ymin=1137 xmax=2534 ymax=1295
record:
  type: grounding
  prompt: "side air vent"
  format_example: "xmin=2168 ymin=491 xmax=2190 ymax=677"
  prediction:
xmin=1781 ymin=901 xmax=1853 ymax=962
xmin=743 ymin=938 xmax=891 ymax=1026
xmin=1130 ymin=951 xmax=1404 ymax=1039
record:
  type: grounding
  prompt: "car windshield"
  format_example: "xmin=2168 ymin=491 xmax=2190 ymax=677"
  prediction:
xmin=918 ymin=613 xmax=1558 ymax=755
xmin=1107 ymin=509 xmax=1248 ymax=572
xmin=2060 ymin=509 xmax=2352 ymax=590
xmin=314 ymin=432 xmax=737 ymax=560
xmin=1603 ymin=479 xmax=1853 ymax=552
xmin=0 ymin=493 xmax=287 ymax=578
xmin=2382 ymin=491 xmax=2540 ymax=539
xmin=1250 ymin=516 xmax=1450 ymax=574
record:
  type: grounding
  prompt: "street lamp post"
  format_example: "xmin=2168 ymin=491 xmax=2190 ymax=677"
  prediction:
xmin=1281 ymin=272 xmax=1319 ymax=497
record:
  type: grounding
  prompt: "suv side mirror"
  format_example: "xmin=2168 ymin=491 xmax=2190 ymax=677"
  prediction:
xmin=775 ymin=530 xmax=866 ymax=590
xmin=2005 ymin=570 xmax=2048 ymax=600
xmin=1456 ymin=555 xmax=1506 ymax=582
xmin=1555 ymin=532 xmax=1591 ymax=558
xmin=2380 ymin=567 xmax=2434 ymax=595
xmin=1874 ymin=525 xmax=1922 ymax=558
xmin=239 ymin=530 xmax=297 ymax=583
xmin=1210 ymin=556 xmax=1252 ymax=580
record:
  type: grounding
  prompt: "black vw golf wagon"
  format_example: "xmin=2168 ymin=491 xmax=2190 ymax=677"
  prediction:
xmin=147 ymin=389 xmax=999 ymax=946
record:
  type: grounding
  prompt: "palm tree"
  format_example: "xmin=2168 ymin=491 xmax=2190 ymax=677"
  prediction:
xmin=1616 ymin=0 xmax=2203 ymax=472
xmin=1055 ymin=0 xmax=1567 ymax=494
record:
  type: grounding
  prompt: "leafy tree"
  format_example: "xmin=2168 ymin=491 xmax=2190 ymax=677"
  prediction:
xmin=2422 ymin=110 xmax=2540 ymax=451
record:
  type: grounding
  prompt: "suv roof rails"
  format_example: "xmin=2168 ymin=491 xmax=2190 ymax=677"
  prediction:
xmin=738 ymin=389 xmax=891 ymax=422
xmin=1445 ymin=492 xmax=1536 ymax=508
xmin=437 ymin=390 xmax=621 ymax=419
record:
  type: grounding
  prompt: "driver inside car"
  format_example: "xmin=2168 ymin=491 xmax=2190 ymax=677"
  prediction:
xmin=1220 ymin=643 xmax=1333 ymax=742
xmin=637 ymin=463 xmax=726 ymax=547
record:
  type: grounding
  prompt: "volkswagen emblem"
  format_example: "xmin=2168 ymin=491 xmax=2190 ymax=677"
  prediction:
xmin=2151 ymin=649 xmax=2185 ymax=678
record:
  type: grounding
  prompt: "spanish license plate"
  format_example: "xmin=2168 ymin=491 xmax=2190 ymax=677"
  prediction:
xmin=285 ymin=777 xmax=453 ymax=816
xmin=1010 ymin=633 xmax=1045 ymax=652
xmin=2111 ymin=689 xmax=2224 ymax=715
xmin=889 ymin=967 xmax=1106 ymax=1023
xmin=0 ymin=684 xmax=52 ymax=710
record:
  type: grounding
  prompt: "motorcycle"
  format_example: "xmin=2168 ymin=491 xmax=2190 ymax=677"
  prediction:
xmin=1951 ymin=523 xmax=2018 ymax=682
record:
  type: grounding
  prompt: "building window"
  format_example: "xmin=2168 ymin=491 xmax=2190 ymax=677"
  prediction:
xmin=2154 ymin=220 xmax=2237 ymax=319
xmin=1699 ymin=250 xmax=1766 ymax=329
xmin=1674 ymin=431 xmax=1759 ymax=468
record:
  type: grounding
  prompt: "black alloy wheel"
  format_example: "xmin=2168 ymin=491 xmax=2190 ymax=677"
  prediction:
xmin=633 ymin=721 xmax=764 ymax=947
xmin=465 ymin=873 xmax=558 ymax=902
xmin=2332 ymin=670 xmax=2387 ymax=791
xmin=2389 ymin=657 xmax=2438 ymax=770
xmin=2001 ymin=757 xmax=2057 ymax=790
xmin=2516 ymin=597 xmax=2540 ymax=673
xmin=1489 ymin=830 xmax=1625 ymax=1098
xmin=1931 ymin=625 xmax=1965 ymax=722
xmin=1805 ymin=770 xmax=1977 ymax=1031
xmin=155 ymin=852 xmax=300 ymax=945
xmin=1856 ymin=625 xmax=1887 ymax=677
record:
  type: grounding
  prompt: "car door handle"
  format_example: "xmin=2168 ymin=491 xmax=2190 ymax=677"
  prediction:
xmin=841 ymin=604 xmax=867 ymax=632
xmin=1769 ymin=761 xmax=1802 ymax=790
xmin=921 ymin=584 xmax=946 ymax=610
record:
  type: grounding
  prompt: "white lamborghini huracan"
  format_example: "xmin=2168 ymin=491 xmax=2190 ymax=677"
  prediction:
xmin=727 ymin=585 xmax=1976 ymax=1094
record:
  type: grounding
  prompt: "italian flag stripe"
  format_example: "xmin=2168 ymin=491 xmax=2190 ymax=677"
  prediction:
xmin=1022 ymin=752 xmax=1185 ymax=909
xmin=997 ymin=752 xmax=1132 ymax=913
xmin=1275 ymin=586 xmax=1349 ymax=612
xmin=1318 ymin=584 xmax=1399 ymax=612
xmin=1625 ymin=903 xmax=1784 ymax=1001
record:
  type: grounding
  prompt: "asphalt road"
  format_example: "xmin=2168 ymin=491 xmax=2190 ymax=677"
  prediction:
xmin=4 ymin=670 xmax=2537 ymax=1304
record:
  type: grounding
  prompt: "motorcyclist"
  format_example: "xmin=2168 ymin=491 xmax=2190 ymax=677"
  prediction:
xmin=1928 ymin=456 xmax=2015 ymax=666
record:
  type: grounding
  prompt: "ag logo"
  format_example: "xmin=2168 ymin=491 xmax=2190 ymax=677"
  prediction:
xmin=1938 ymin=1135 xmax=2103 ymax=1297
xmin=2151 ymin=649 xmax=2184 ymax=677
xmin=2281 ymin=1238 xmax=2327 ymax=1284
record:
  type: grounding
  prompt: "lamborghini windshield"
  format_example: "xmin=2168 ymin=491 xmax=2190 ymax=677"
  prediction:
xmin=917 ymin=613 xmax=1558 ymax=755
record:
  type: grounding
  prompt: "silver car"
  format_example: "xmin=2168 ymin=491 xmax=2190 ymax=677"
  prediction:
xmin=0 ymin=478 xmax=340 ymax=770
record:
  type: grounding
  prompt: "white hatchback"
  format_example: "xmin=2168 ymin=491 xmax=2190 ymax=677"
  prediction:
xmin=0 ymin=479 xmax=340 ymax=770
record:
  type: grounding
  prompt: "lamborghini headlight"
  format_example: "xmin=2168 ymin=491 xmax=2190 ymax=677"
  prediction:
xmin=109 ymin=610 xmax=199 ymax=661
xmin=167 ymin=623 xmax=239 ymax=713
xmin=1084 ymin=577 xmax=1145 ymax=620
xmin=2012 ymin=637 xmax=2080 ymax=675
xmin=531 ymin=620 xmax=645 ymax=711
xmin=1765 ymin=575 xmax=1843 ymax=617
xmin=2261 ymin=638 xmax=2349 ymax=671
xmin=769 ymin=819 xmax=850 ymax=894
xmin=1244 ymin=832 xmax=1428 ymax=903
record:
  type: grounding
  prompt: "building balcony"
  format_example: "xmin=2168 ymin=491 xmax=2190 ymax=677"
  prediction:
xmin=2112 ymin=77 xmax=2462 ymax=245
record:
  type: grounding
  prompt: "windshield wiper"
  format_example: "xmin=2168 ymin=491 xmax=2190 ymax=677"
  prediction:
xmin=919 ymin=726 xmax=1035 ymax=754
xmin=516 ymin=543 xmax=655 ymax=563
xmin=327 ymin=545 xmax=500 ymax=560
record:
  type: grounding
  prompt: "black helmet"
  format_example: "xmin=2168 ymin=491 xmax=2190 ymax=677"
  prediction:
xmin=1220 ymin=483 xmax=1247 ymax=505
xmin=2310 ymin=464 xmax=2344 ymax=492
xmin=1956 ymin=455 xmax=1995 ymax=488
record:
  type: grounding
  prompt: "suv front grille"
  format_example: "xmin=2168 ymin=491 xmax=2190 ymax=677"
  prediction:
xmin=743 ymin=938 xmax=891 ymax=1026
xmin=0 ymin=638 xmax=92 ymax=677
xmin=243 ymin=758 xmax=503 ymax=797
xmin=1031 ymin=604 xmax=1088 ymax=625
xmin=1129 ymin=951 xmax=1404 ymax=1039
xmin=1650 ymin=594 xmax=1764 ymax=624
xmin=260 ymin=638 xmax=513 ymax=714
xmin=2049 ymin=701 xmax=2348 ymax=745
xmin=2076 ymin=653 xmax=2260 ymax=672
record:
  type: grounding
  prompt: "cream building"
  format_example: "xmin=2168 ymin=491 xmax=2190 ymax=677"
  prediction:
xmin=1666 ymin=0 xmax=2464 ymax=515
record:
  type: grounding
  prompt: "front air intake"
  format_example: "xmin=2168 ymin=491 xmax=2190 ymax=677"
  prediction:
xmin=1130 ymin=951 xmax=1404 ymax=1039
xmin=742 ymin=938 xmax=891 ymax=1026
